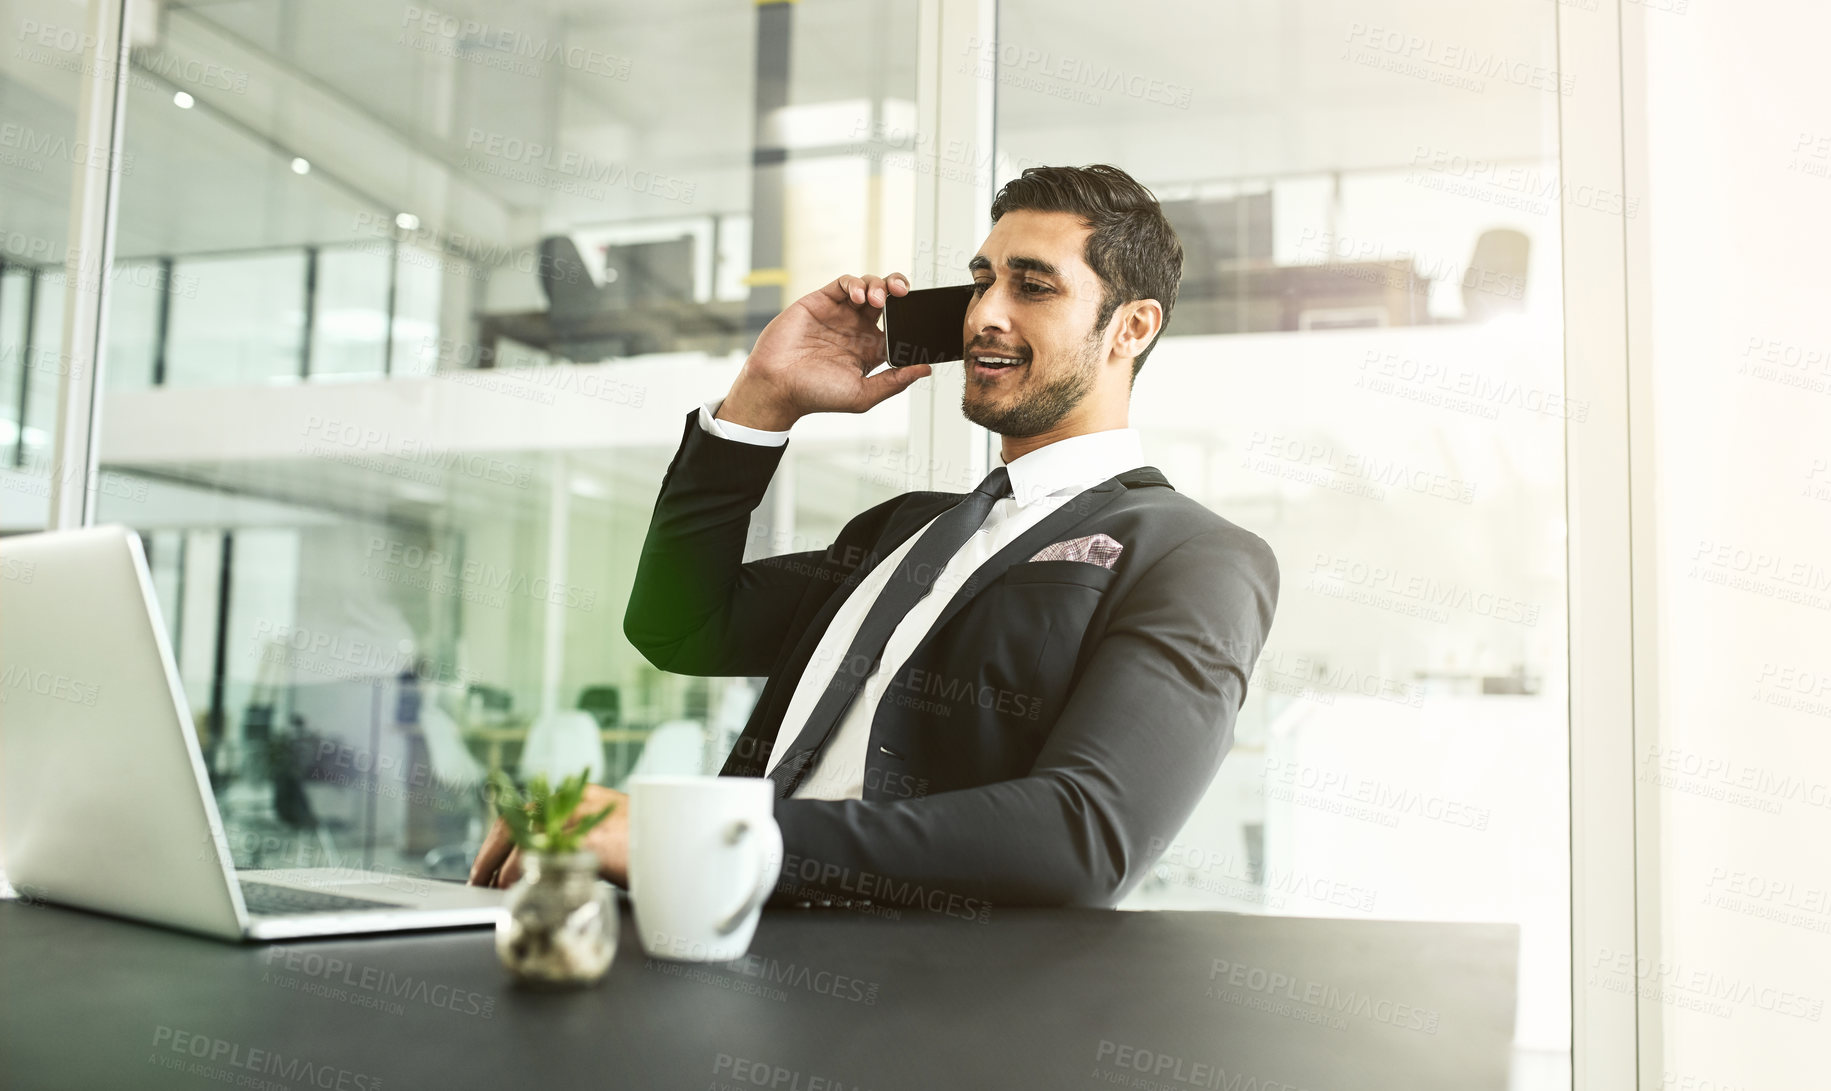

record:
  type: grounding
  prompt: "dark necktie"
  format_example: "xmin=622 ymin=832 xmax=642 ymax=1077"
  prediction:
xmin=767 ymin=464 xmax=1014 ymax=798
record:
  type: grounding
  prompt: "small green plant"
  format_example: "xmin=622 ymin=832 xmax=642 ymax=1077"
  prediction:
xmin=487 ymin=767 xmax=615 ymax=855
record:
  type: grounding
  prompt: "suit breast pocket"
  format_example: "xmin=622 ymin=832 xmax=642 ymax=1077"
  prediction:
xmin=996 ymin=561 xmax=1115 ymax=726
xmin=1001 ymin=559 xmax=1118 ymax=592
xmin=889 ymin=562 xmax=1116 ymax=788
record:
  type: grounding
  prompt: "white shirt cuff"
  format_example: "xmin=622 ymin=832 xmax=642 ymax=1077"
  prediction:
xmin=699 ymin=398 xmax=789 ymax=447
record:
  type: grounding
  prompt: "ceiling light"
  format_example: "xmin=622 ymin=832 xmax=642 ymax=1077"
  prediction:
xmin=172 ymin=91 xmax=194 ymax=109
xmin=290 ymin=157 xmax=310 ymax=175
xmin=394 ymin=212 xmax=420 ymax=231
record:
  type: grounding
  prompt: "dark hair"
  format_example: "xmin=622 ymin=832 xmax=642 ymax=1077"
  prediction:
xmin=988 ymin=164 xmax=1183 ymax=378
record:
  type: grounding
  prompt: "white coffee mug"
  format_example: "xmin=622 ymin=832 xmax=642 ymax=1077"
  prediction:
xmin=628 ymin=775 xmax=783 ymax=963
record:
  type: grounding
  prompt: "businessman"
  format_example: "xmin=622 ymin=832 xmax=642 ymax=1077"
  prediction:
xmin=471 ymin=164 xmax=1279 ymax=908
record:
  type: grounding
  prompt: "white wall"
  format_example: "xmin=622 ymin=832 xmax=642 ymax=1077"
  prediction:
xmin=1634 ymin=4 xmax=1831 ymax=1087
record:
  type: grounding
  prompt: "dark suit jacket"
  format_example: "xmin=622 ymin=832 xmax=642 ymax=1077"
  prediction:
xmin=623 ymin=409 xmax=1280 ymax=910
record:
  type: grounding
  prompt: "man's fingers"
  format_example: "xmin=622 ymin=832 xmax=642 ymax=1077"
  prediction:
xmin=831 ymin=273 xmax=910 ymax=312
xmin=862 ymin=362 xmax=931 ymax=405
xmin=495 ymin=848 xmax=523 ymax=889
xmin=467 ymin=817 xmax=513 ymax=886
xmin=862 ymin=275 xmax=889 ymax=308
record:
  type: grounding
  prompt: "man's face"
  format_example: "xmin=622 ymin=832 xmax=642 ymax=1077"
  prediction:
xmin=960 ymin=210 xmax=1115 ymax=437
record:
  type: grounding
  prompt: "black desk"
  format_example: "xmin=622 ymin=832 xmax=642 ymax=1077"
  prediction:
xmin=0 ymin=897 xmax=1518 ymax=1090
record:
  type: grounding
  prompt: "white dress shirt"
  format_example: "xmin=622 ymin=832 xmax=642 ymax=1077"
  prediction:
xmin=697 ymin=397 xmax=1146 ymax=800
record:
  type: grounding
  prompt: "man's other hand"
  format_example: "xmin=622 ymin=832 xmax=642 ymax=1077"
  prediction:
xmin=718 ymin=272 xmax=931 ymax=430
xmin=467 ymin=784 xmax=631 ymax=890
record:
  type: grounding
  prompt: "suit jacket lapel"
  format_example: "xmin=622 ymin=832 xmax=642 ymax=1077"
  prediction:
xmin=764 ymin=493 xmax=957 ymax=714
xmin=796 ymin=496 xmax=952 ymax=644
xmin=722 ymin=466 xmax=1169 ymax=775
xmin=917 ymin=465 xmax=1170 ymax=647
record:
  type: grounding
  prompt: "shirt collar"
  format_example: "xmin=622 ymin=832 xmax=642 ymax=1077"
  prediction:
xmin=994 ymin=427 xmax=1146 ymax=508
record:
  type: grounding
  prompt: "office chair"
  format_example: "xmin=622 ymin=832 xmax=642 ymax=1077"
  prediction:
xmin=1462 ymin=228 xmax=1530 ymax=322
xmin=537 ymin=236 xmax=642 ymax=361
xmin=617 ymin=719 xmax=708 ymax=786
xmin=520 ymin=709 xmax=606 ymax=785
xmin=577 ymin=685 xmax=621 ymax=728
xmin=418 ymin=695 xmax=487 ymax=790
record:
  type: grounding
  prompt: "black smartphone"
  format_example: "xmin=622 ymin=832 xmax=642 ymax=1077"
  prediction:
xmin=884 ymin=284 xmax=973 ymax=367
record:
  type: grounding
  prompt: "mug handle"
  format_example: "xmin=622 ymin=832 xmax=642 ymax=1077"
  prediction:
xmin=715 ymin=814 xmax=783 ymax=936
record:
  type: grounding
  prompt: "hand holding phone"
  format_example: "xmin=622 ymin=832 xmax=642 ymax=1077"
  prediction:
xmin=721 ymin=273 xmax=931 ymax=429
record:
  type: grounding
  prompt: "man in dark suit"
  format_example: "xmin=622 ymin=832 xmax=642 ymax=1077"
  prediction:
xmin=472 ymin=164 xmax=1280 ymax=909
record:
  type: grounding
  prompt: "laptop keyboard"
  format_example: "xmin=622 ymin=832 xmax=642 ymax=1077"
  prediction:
xmin=240 ymin=881 xmax=395 ymax=917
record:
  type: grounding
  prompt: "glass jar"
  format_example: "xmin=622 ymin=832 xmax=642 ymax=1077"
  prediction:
xmin=495 ymin=850 xmax=617 ymax=987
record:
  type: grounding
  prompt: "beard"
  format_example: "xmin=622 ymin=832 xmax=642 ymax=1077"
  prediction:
xmin=960 ymin=324 xmax=1103 ymax=438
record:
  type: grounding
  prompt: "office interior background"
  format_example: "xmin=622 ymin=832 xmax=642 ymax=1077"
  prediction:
xmin=1 ymin=0 xmax=1825 ymax=1087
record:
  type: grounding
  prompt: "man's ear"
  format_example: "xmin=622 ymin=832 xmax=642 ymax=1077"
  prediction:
xmin=1110 ymin=299 xmax=1164 ymax=365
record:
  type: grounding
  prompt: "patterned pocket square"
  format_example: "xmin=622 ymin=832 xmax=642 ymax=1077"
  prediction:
xmin=1027 ymin=532 xmax=1124 ymax=569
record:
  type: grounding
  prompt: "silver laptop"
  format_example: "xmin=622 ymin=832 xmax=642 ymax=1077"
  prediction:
xmin=0 ymin=524 xmax=505 ymax=941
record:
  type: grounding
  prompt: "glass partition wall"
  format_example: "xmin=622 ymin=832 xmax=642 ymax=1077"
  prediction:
xmin=82 ymin=0 xmax=923 ymax=879
xmin=0 ymin=0 xmax=93 ymax=530
xmin=986 ymin=1 xmax=1572 ymax=1085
